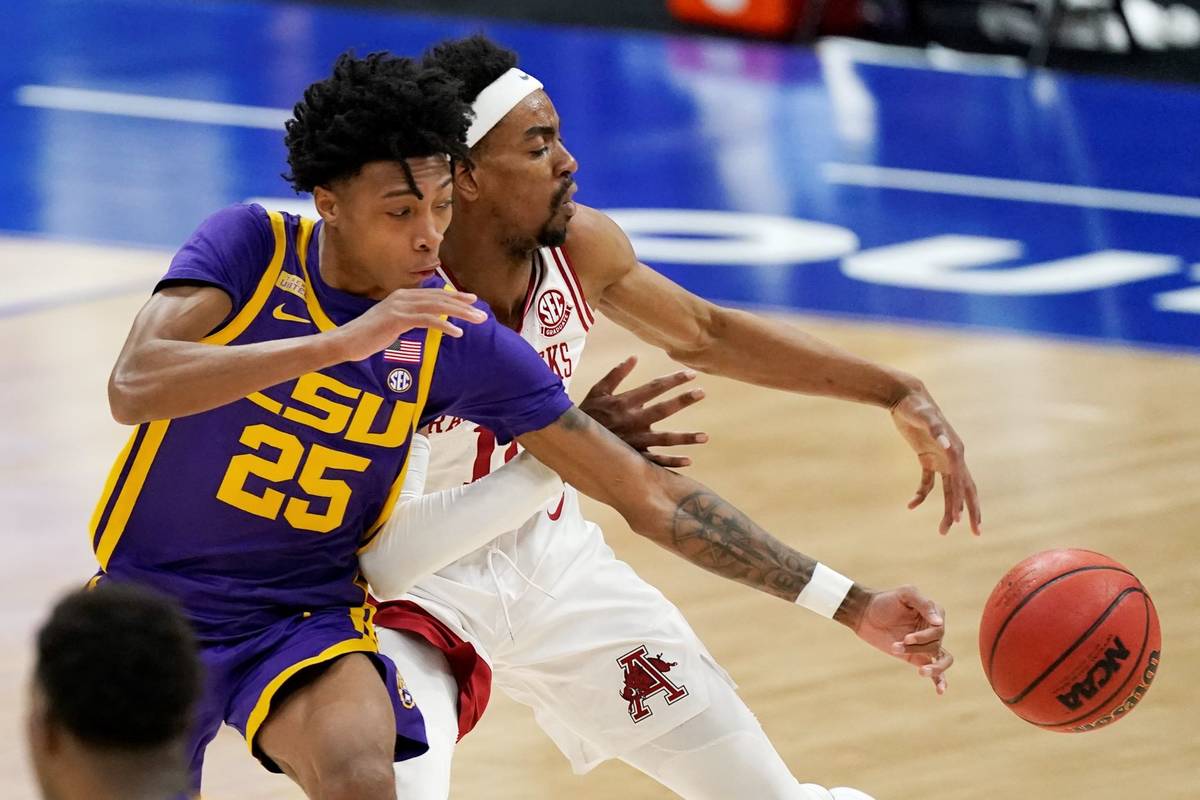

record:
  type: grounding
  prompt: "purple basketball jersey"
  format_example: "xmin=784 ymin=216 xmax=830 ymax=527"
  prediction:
xmin=90 ymin=204 xmax=571 ymax=639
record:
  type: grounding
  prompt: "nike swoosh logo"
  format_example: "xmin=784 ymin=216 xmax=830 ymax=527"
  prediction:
xmin=272 ymin=303 xmax=310 ymax=324
xmin=547 ymin=493 xmax=565 ymax=521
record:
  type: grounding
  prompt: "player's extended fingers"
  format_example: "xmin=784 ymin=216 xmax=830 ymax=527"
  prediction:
xmin=396 ymin=295 xmax=487 ymax=326
xmin=919 ymin=648 xmax=955 ymax=682
xmin=625 ymin=431 xmax=709 ymax=451
xmin=965 ymin=475 xmax=983 ymax=535
xmin=640 ymin=388 xmax=706 ymax=425
xmin=586 ymin=356 xmax=638 ymax=398
xmin=945 ymin=471 xmax=965 ymax=529
xmin=439 ymin=289 xmax=479 ymax=306
xmin=645 ymin=453 xmax=693 ymax=469
xmin=908 ymin=467 xmax=935 ymax=510
xmin=412 ymin=289 xmax=485 ymax=312
xmin=939 ymin=476 xmax=955 ymax=535
xmin=619 ymin=370 xmax=697 ymax=406
xmin=391 ymin=287 xmax=478 ymax=305
xmin=893 ymin=628 xmax=943 ymax=656
xmin=938 ymin=432 xmax=968 ymax=527
xmin=420 ymin=315 xmax=467 ymax=337
xmin=431 ymin=297 xmax=489 ymax=323
xmin=392 ymin=287 xmax=478 ymax=309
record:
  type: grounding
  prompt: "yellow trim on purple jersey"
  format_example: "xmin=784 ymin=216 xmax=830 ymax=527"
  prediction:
xmin=88 ymin=428 xmax=137 ymax=538
xmin=93 ymin=419 xmax=171 ymax=570
xmin=201 ymin=210 xmax=289 ymax=345
xmin=295 ymin=217 xmax=338 ymax=332
xmin=242 ymin=621 xmax=377 ymax=751
xmin=89 ymin=211 xmax=289 ymax=569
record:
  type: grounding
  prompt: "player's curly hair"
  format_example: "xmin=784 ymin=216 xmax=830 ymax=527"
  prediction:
xmin=422 ymin=34 xmax=518 ymax=103
xmin=284 ymin=51 xmax=470 ymax=194
xmin=35 ymin=583 xmax=200 ymax=749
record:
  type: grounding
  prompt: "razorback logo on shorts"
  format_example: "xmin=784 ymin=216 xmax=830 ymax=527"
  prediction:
xmin=617 ymin=645 xmax=689 ymax=723
xmin=537 ymin=289 xmax=572 ymax=337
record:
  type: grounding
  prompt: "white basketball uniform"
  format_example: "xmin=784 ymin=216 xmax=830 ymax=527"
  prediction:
xmin=376 ymin=248 xmax=876 ymax=799
xmin=383 ymin=246 xmax=730 ymax=771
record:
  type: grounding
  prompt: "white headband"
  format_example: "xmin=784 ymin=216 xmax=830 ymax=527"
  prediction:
xmin=465 ymin=67 xmax=544 ymax=148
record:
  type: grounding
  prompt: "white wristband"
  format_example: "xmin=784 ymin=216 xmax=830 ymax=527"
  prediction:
xmin=794 ymin=563 xmax=854 ymax=618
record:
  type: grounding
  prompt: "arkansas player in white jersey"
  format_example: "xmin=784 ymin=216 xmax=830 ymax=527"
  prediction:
xmin=360 ymin=36 xmax=980 ymax=800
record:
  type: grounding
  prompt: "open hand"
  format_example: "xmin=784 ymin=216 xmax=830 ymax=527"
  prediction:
xmin=335 ymin=287 xmax=486 ymax=362
xmin=580 ymin=355 xmax=708 ymax=468
xmin=891 ymin=388 xmax=982 ymax=535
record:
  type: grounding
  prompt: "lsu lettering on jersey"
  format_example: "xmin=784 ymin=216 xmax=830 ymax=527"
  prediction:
xmin=89 ymin=204 xmax=571 ymax=640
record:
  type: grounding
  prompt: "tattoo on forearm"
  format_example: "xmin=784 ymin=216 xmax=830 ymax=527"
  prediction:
xmin=670 ymin=491 xmax=816 ymax=601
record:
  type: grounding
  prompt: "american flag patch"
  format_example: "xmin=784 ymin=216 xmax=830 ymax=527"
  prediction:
xmin=383 ymin=340 xmax=422 ymax=363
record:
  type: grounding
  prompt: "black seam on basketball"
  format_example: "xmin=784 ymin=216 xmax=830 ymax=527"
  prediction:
xmin=1002 ymin=587 xmax=1146 ymax=706
xmin=985 ymin=566 xmax=1136 ymax=679
xmin=1028 ymin=592 xmax=1153 ymax=729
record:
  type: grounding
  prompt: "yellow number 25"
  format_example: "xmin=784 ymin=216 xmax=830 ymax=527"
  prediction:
xmin=216 ymin=423 xmax=370 ymax=533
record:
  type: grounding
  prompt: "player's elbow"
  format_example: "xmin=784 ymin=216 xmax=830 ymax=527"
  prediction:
xmin=107 ymin=362 xmax=153 ymax=425
xmin=664 ymin=304 xmax=723 ymax=372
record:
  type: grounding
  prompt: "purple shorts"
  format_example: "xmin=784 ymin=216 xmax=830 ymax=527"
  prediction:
xmin=186 ymin=605 xmax=427 ymax=790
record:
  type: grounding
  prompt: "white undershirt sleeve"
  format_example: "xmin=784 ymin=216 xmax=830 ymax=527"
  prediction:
xmin=361 ymin=434 xmax=564 ymax=601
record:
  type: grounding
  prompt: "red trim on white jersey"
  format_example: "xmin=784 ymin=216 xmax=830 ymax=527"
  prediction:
xmin=557 ymin=248 xmax=596 ymax=326
xmin=549 ymin=247 xmax=591 ymax=331
xmin=439 ymin=260 xmax=543 ymax=335
xmin=513 ymin=255 xmax=543 ymax=336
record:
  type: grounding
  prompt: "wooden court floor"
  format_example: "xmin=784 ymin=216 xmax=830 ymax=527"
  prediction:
xmin=1 ymin=235 xmax=1196 ymax=799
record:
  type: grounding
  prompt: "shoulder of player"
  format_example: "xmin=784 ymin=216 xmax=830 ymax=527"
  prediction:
xmin=183 ymin=202 xmax=277 ymax=262
xmin=201 ymin=202 xmax=274 ymax=237
xmin=561 ymin=204 xmax=637 ymax=297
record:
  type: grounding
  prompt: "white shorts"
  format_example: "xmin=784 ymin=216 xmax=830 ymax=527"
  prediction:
xmin=387 ymin=489 xmax=736 ymax=773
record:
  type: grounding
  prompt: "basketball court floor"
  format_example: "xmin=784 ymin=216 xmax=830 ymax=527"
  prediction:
xmin=2 ymin=2 xmax=1198 ymax=798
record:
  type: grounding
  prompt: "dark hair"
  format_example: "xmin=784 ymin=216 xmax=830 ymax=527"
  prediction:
xmin=35 ymin=584 xmax=201 ymax=749
xmin=284 ymin=51 xmax=471 ymax=193
xmin=422 ymin=35 xmax=518 ymax=104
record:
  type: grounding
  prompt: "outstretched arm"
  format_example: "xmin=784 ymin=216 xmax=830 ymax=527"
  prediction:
xmin=568 ymin=205 xmax=981 ymax=535
xmin=518 ymin=406 xmax=953 ymax=692
xmin=520 ymin=408 xmax=819 ymax=601
xmin=108 ymin=285 xmax=483 ymax=424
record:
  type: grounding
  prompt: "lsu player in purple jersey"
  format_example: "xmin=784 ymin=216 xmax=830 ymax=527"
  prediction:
xmin=92 ymin=52 xmax=951 ymax=800
xmin=361 ymin=36 xmax=980 ymax=800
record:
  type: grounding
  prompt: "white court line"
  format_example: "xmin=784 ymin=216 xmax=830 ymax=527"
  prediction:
xmin=818 ymin=37 xmax=1027 ymax=78
xmin=823 ymin=163 xmax=1200 ymax=219
xmin=15 ymin=85 xmax=289 ymax=129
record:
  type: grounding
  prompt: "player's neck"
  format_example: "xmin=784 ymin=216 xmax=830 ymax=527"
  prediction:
xmin=317 ymin=225 xmax=394 ymax=300
xmin=440 ymin=221 xmax=535 ymax=330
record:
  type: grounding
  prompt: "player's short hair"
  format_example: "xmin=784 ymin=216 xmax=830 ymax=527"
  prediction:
xmin=35 ymin=583 xmax=200 ymax=749
xmin=284 ymin=51 xmax=471 ymax=193
xmin=422 ymin=34 xmax=519 ymax=104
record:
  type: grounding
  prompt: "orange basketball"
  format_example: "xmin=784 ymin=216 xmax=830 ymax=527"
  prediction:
xmin=979 ymin=549 xmax=1161 ymax=732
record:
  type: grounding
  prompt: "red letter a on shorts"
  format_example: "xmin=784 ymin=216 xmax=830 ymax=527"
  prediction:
xmin=617 ymin=645 xmax=689 ymax=723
